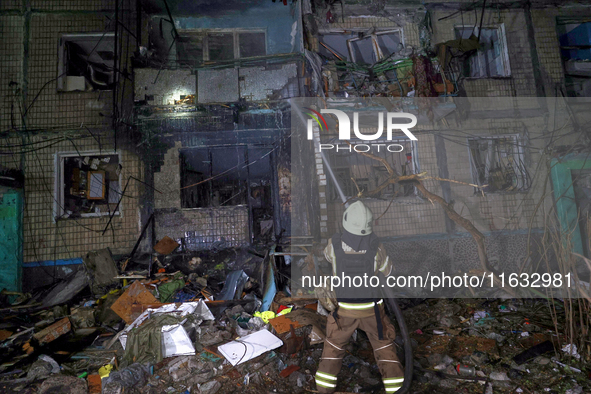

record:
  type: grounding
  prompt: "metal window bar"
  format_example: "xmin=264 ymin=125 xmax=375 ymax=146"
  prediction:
xmin=324 ymin=139 xmax=417 ymax=200
xmin=468 ymin=136 xmax=530 ymax=193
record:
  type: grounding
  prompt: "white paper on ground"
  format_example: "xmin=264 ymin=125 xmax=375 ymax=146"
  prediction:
xmin=161 ymin=324 xmax=195 ymax=358
xmin=218 ymin=329 xmax=283 ymax=366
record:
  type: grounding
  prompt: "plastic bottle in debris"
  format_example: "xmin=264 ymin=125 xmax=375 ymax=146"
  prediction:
xmin=102 ymin=363 xmax=151 ymax=393
xmin=456 ymin=364 xmax=476 ymax=376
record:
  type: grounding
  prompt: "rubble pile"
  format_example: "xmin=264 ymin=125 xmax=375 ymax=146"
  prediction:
xmin=404 ymin=299 xmax=591 ymax=394
xmin=0 ymin=242 xmax=589 ymax=394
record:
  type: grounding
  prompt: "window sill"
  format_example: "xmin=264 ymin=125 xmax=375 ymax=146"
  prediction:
xmin=59 ymin=211 xmax=120 ymax=219
xmin=473 ymin=190 xmax=530 ymax=196
xmin=180 ymin=205 xmax=247 ymax=210
xmin=57 ymin=89 xmax=113 ymax=93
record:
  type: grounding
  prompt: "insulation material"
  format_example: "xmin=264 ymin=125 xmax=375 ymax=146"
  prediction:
xmin=83 ymin=249 xmax=118 ymax=293
xmin=197 ymin=68 xmax=239 ymax=103
xmin=239 ymin=63 xmax=298 ymax=101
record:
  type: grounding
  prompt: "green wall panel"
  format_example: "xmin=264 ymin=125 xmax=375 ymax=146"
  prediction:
xmin=0 ymin=188 xmax=23 ymax=293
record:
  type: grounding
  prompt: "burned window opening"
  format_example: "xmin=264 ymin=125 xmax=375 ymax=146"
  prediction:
xmin=58 ymin=33 xmax=116 ymax=91
xmin=348 ymin=35 xmax=376 ymax=65
xmin=239 ymin=32 xmax=266 ymax=58
xmin=324 ymin=139 xmax=417 ymax=201
xmin=176 ymin=33 xmax=205 ymax=66
xmin=454 ymin=26 xmax=511 ymax=78
xmin=180 ymin=146 xmax=275 ymax=243
xmin=468 ymin=136 xmax=530 ymax=193
xmin=56 ymin=153 xmax=121 ymax=219
xmin=177 ymin=30 xmax=267 ymax=65
xmin=208 ymin=33 xmax=235 ymax=61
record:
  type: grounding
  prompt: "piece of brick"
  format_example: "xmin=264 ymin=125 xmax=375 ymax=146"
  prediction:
xmin=33 ymin=317 xmax=71 ymax=345
xmin=280 ymin=365 xmax=300 ymax=378
xmin=87 ymin=374 xmax=101 ymax=394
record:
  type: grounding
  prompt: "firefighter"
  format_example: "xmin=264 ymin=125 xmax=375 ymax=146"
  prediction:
xmin=314 ymin=201 xmax=404 ymax=393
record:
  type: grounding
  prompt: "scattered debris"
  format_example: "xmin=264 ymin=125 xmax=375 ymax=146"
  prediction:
xmin=32 ymin=317 xmax=71 ymax=345
xmin=2 ymin=245 xmax=590 ymax=394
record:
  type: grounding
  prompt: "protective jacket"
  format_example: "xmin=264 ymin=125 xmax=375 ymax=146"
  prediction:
xmin=315 ymin=234 xmax=404 ymax=393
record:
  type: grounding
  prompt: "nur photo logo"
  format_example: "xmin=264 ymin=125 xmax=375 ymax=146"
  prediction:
xmin=305 ymin=108 xmax=418 ymax=152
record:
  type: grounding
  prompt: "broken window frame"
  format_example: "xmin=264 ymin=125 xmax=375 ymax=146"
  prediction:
xmin=453 ymin=25 xmax=511 ymax=79
xmin=345 ymin=29 xmax=405 ymax=65
xmin=323 ymin=137 xmax=419 ymax=201
xmin=57 ymin=33 xmax=116 ymax=92
xmin=556 ymin=19 xmax=591 ymax=97
xmin=179 ymin=145 xmax=276 ymax=245
xmin=176 ymin=28 xmax=267 ymax=65
xmin=317 ymin=32 xmax=357 ymax=61
xmin=53 ymin=150 xmax=123 ymax=221
xmin=467 ymin=135 xmax=529 ymax=194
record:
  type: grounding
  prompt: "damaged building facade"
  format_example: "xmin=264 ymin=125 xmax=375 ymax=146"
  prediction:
xmin=1 ymin=0 xmax=591 ymax=311
xmin=297 ymin=0 xmax=591 ymax=281
xmin=2 ymin=0 xmax=591 ymax=393
xmin=135 ymin=0 xmax=303 ymax=251
xmin=0 ymin=0 xmax=143 ymax=292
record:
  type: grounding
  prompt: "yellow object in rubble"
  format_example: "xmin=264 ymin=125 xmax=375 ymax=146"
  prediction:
xmin=98 ymin=364 xmax=113 ymax=379
xmin=253 ymin=311 xmax=276 ymax=323
xmin=276 ymin=307 xmax=292 ymax=317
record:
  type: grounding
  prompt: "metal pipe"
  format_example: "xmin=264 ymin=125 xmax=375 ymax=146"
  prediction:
xmin=293 ymin=100 xmax=414 ymax=393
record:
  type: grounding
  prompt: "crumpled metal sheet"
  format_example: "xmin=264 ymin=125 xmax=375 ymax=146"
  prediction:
xmin=218 ymin=270 xmax=249 ymax=301
xmin=42 ymin=270 xmax=88 ymax=308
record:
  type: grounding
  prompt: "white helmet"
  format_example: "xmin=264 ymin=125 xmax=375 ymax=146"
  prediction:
xmin=342 ymin=201 xmax=373 ymax=235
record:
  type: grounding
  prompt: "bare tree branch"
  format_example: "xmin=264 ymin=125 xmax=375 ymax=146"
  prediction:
xmin=352 ymin=148 xmax=498 ymax=276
